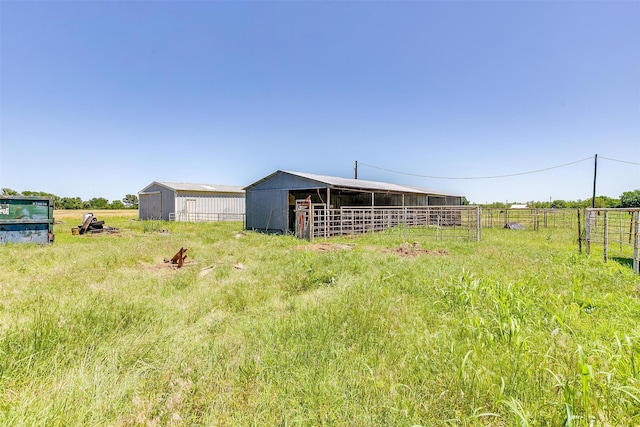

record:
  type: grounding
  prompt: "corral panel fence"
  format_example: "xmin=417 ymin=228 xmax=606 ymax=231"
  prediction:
xmin=296 ymin=204 xmax=481 ymax=242
xmin=584 ymin=208 xmax=640 ymax=274
xmin=483 ymin=208 xmax=578 ymax=230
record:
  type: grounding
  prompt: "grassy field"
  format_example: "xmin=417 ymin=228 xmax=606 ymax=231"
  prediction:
xmin=1 ymin=213 xmax=639 ymax=426
xmin=54 ymin=209 xmax=138 ymax=221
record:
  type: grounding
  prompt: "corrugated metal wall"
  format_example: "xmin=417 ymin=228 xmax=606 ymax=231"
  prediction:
xmin=139 ymin=183 xmax=245 ymax=222
xmin=139 ymin=192 xmax=162 ymax=219
xmin=174 ymin=192 xmax=245 ymax=222
xmin=245 ymin=173 xmax=329 ymax=233
xmin=245 ymin=189 xmax=288 ymax=233
xmin=245 ymin=172 xmax=463 ymax=233
xmin=139 ymin=184 xmax=176 ymax=220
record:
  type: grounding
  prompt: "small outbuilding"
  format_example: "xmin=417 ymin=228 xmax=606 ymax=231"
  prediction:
xmin=244 ymin=170 xmax=463 ymax=234
xmin=138 ymin=181 xmax=245 ymax=222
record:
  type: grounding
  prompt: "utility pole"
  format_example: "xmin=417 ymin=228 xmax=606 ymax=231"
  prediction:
xmin=592 ymin=154 xmax=598 ymax=208
xmin=354 ymin=160 xmax=358 ymax=179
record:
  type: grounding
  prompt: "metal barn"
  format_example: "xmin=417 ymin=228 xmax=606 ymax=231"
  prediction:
xmin=244 ymin=170 xmax=463 ymax=234
xmin=138 ymin=181 xmax=245 ymax=222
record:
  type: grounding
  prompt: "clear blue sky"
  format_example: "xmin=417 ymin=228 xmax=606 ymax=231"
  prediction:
xmin=1 ymin=1 xmax=638 ymax=204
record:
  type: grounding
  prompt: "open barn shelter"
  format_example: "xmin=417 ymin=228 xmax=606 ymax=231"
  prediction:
xmin=138 ymin=181 xmax=245 ymax=222
xmin=244 ymin=170 xmax=463 ymax=234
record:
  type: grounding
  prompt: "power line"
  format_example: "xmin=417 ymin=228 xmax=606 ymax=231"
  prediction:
xmin=599 ymin=156 xmax=640 ymax=166
xmin=358 ymin=156 xmax=595 ymax=180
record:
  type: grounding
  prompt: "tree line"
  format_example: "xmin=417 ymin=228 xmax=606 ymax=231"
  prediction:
xmin=479 ymin=189 xmax=640 ymax=209
xmin=3 ymin=187 xmax=639 ymax=210
xmin=1 ymin=188 xmax=139 ymax=210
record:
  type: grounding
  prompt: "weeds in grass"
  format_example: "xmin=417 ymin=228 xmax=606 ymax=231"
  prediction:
xmin=0 ymin=218 xmax=639 ymax=425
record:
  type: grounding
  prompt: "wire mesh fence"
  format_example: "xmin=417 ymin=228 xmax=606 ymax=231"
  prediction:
xmin=584 ymin=208 xmax=640 ymax=274
xmin=482 ymin=208 xmax=578 ymax=230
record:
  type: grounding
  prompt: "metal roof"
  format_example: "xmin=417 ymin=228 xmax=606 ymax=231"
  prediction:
xmin=140 ymin=181 xmax=244 ymax=194
xmin=246 ymin=170 xmax=459 ymax=197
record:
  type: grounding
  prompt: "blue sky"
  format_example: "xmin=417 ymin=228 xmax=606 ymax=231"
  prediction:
xmin=1 ymin=1 xmax=638 ymax=204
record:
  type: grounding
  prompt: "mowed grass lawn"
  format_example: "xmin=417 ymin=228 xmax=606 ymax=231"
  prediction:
xmin=1 ymin=212 xmax=639 ymax=426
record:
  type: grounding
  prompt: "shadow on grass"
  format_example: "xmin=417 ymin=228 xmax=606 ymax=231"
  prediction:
xmin=611 ymin=257 xmax=635 ymax=269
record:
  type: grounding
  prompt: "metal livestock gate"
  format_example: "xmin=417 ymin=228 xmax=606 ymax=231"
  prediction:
xmin=296 ymin=203 xmax=481 ymax=242
xmin=584 ymin=208 xmax=640 ymax=274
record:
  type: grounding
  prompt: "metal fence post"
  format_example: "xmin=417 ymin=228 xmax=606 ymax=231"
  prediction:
xmin=577 ymin=209 xmax=582 ymax=253
xmin=603 ymin=211 xmax=608 ymax=263
xmin=634 ymin=211 xmax=639 ymax=274
xmin=585 ymin=209 xmax=591 ymax=255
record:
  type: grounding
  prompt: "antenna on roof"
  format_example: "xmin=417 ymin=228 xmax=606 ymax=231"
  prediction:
xmin=354 ymin=160 xmax=358 ymax=179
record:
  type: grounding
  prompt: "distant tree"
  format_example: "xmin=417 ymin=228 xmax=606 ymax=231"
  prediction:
xmin=23 ymin=190 xmax=49 ymax=197
xmin=572 ymin=196 xmax=621 ymax=208
xmin=87 ymin=198 xmax=110 ymax=209
xmin=482 ymin=201 xmax=507 ymax=208
xmin=528 ymin=200 xmax=550 ymax=209
xmin=596 ymin=196 xmax=620 ymax=208
xmin=460 ymin=197 xmax=470 ymax=206
xmin=110 ymin=200 xmax=126 ymax=209
xmin=2 ymin=188 xmax=19 ymax=196
xmin=58 ymin=197 xmax=84 ymax=209
xmin=620 ymin=189 xmax=640 ymax=208
xmin=575 ymin=199 xmax=591 ymax=208
xmin=16 ymin=190 xmax=59 ymax=205
xmin=122 ymin=194 xmax=139 ymax=209
xmin=551 ymin=199 xmax=568 ymax=209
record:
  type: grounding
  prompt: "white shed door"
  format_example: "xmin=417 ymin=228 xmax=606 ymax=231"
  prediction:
xmin=186 ymin=199 xmax=196 ymax=222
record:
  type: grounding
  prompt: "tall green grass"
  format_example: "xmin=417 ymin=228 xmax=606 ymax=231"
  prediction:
xmin=1 ymin=217 xmax=639 ymax=425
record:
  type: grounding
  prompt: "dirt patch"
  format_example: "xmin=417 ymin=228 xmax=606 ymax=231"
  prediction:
xmin=295 ymin=243 xmax=355 ymax=252
xmin=382 ymin=242 xmax=449 ymax=257
xmin=151 ymin=260 xmax=198 ymax=270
